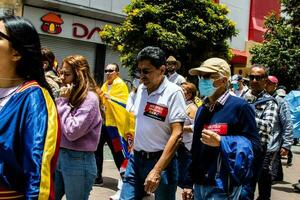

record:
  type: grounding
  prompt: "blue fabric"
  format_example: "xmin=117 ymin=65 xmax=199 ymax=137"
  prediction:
xmin=55 ymin=148 xmax=97 ymax=200
xmin=120 ymin=153 xmax=178 ymax=200
xmin=194 ymin=184 xmax=242 ymax=200
xmin=285 ymin=90 xmax=300 ymax=138
xmin=0 ymin=83 xmax=60 ymax=198
xmin=220 ymin=136 xmax=254 ymax=185
xmin=190 ymin=95 xmax=260 ymax=187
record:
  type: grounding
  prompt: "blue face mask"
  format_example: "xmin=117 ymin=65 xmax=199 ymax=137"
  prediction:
xmin=232 ymin=83 xmax=239 ymax=91
xmin=198 ymin=78 xmax=216 ymax=97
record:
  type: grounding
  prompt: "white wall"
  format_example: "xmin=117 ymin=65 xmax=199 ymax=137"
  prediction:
xmin=220 ymin=0 xmax=251 ymax=50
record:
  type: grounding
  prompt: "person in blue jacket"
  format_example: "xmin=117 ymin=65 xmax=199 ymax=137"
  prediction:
xmin=182 ymin=58 xmax=261 ymax=200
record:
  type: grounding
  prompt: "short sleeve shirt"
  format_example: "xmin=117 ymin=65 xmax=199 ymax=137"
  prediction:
xmin=133 ymin=77 xmax=186 ymax=152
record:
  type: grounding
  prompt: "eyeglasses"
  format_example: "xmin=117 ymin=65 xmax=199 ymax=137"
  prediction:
xmin=104 ymin=69 xmax=115 ymax=73
xmin=249 ymin=75 xmax=266 ymax=81
xmin=137 ymin=68 xmax=153 ymax=75
xmin=0 ymin=31 xmax=12 ymax=42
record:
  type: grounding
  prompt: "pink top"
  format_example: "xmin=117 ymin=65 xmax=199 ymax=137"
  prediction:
xmin=56 ymin=91 xmax=102 ymax=151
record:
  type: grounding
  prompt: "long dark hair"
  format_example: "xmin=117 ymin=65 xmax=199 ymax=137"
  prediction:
xmin=0 ymin=16 xmax=53 ymax=98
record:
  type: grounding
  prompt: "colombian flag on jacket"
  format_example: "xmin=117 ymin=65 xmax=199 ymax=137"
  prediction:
xmin=0 ymin=81 xmax=61 ymax=200
xmin=100 ymin=77 xmax=133 ymax=173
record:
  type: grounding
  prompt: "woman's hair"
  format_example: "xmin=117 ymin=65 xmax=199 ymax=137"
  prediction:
xmin=0 ymin=16 xmax=53 ymax=97
xmin=181 ymin=82 xmax=197 ymax=101
xmin=63 ymin=55 xmax=98 ymax=108
xmin=41 ymin=47 xmax=56 ymax=71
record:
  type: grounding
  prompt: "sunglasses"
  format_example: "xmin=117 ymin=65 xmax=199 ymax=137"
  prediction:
xmin=166 ymin=61 xmax=177 ymax=65
xmin=249 ymin=75 xmax=266 ymax=81
xmin=104 ymin=69 xmax=115 ymax=73
xmin=0 ymin=31 xmax=12 ymax=42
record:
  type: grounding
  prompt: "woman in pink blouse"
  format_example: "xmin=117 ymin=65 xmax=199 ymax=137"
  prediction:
xmin=55 ymin=55 xmax=102 ymax=200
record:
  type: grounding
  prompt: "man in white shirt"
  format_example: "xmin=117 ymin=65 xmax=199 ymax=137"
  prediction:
xmin=120 ymin=46 xmax=186 ymax=200
xmin=231 ymin=74 xmax=250 ymax=98
xmin=166 ymin=55 xmax=186 ymax=86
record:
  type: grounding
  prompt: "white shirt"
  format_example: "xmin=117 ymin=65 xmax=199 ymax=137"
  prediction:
xmin=167 ymin=72 xmax=186 ymax=86
xmin=133 ymin=77 xmax=186 ymax=152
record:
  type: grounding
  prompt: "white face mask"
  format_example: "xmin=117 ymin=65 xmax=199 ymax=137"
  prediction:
xmin=132 ymin=78 xmax=140 ymax=88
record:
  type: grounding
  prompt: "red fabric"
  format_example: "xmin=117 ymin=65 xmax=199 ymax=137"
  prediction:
xmin=249 ymin=0 xmax=281 ymax=42
xmin=214 ymin=0 xmax=220 ymax=3
xmin=231 ymin=49 xmax=248 ymax=64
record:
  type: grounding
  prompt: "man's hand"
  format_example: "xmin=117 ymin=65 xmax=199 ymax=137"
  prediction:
xmin=280 ymin=147 xmax=289 ymax=157
xmin=144 ymin=169 xmax=161 ymax=193
xmin=182 ymin=188 xmax=193 ymax=200
xmin=201 ymin=129 xmax=221 ymax=147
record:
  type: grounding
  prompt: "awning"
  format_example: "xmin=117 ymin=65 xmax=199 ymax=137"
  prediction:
xmin=231 ymin=49 xmax=248 ymax=64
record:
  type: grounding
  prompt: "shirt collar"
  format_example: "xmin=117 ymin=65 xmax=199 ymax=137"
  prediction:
xmin=203 ymin=90 xmax=231 ymax=108
xmin=141 ymin=76 xmax=168 ymax=96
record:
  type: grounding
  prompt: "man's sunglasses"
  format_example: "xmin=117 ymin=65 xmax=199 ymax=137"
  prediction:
xmin=0 ymin=31 xmax=12 ymax=42
xmin=104 ymin=69 xmax=115 ymax=73
xmin=137 ymin=68 xmax=152 ymax=75
xmin=249 ymin=75 xmax=266 ymax=81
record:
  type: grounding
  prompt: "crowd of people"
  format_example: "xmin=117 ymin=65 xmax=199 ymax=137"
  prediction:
xmin=0 ymin=16 xmax=299 ymax=200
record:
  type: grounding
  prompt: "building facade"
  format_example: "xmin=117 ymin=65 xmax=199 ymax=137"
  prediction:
xmin=1 ymin=0 xmax=281 ymax=81
xmin=20 ymin=0 xmax=131 ymax=84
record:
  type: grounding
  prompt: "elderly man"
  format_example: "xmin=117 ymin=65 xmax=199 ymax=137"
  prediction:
xmin=120 ymin=46 xmax=186 ymax=200
xmin=183 ymin=58 xmax=261 ymax=200
xmin=166 ymin=55 xmax=186 ymax=86
xmin=265 ymin=76 xmax=293 ymax=183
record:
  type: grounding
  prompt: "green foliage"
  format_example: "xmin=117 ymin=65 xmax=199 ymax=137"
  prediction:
xmin=250 ymin=0 xmax=300 ymax=90
xmin=100 ymin=0 xmax=237 ymax=76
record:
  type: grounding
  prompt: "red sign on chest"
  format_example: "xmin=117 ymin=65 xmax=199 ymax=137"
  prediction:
xmin=204 ymin=123 xmax=228 ymax=135
xmin=144 ymin=102 xmax=168 ymax=121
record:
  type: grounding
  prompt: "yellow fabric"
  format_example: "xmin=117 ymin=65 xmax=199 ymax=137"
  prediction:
xmin=38 ymin=88 xmax=59 ymax=200
xmin=194 ymin=96 xmax=203 ymax=107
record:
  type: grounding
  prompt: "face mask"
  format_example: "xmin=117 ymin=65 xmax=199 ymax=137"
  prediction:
xmin=198 ymin=78 xmax=216 ymax=97
xmin=132 ymin=78 xmax=140 ymax=88
xmin=232 ymin=83 xmax=239 ymax=91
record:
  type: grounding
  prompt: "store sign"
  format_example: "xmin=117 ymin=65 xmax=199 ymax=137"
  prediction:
xmin=24 ymin=6 xmax=115 ymax=44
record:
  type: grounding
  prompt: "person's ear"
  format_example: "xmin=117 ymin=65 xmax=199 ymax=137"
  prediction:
xmin=11 ymin=49 xmax=22 ymax=62
xmin=160 ymin=65 xmax=166 ymax=74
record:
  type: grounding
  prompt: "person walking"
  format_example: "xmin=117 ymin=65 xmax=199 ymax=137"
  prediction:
xmin=54 ymin=55 xmax=102 ymax=200
xmin=0 ymin=16 xmax=60 ymax=199
xmin=182 ymin=58 xmax=261 ymax=200
xmin=166 ymin=55 xmax=186 ymax=86
xmin=245 ymin=66 xmax=279 ymax=200
xmin=120 ymin=46 xmax=186 ymax=200
xmin=265 ymin=76 xmax=293 ymax=183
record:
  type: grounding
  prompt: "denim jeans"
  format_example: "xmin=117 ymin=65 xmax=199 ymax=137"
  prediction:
xmin=194 ymin=184 xmax=242 ymax=200
xmin=120 ymin=152 xmax=178 ymax=200
xmin=177 ymin=144 xmax=192 ymax=188
xmin=55 ymin=148 xmax=97 ymax=200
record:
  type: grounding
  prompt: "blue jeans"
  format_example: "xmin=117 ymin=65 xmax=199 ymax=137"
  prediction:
xmin=177 ymin=144 xmax=192 ymax=188
xmin=120 ymin=152 xmax=178 ymax=200
xmin=194 ymin=184 xmax=242 ymax=200
xmin=55 ymin=148 xmax=97 ymax=200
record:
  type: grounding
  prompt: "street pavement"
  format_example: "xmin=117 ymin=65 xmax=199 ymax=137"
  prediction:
xmin=69 ymin=144 xmax=300 ymax=199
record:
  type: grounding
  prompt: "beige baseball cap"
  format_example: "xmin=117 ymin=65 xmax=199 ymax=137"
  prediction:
xmin=189 ymin=58 xmax=231 ymax=78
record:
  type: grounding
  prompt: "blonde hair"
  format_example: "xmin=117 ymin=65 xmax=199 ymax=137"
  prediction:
xmin=63 ymin=55 xmax=98 ymax=108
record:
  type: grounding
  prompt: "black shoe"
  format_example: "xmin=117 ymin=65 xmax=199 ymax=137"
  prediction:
xmin=94 ymin=177 xmax=104 ymax=186
xmin=294 ymin=183 xmax=300 ymax=193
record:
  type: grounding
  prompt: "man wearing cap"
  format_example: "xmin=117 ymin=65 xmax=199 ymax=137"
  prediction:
xmin=166 ymin=55 xmax=186 ymax=86
xmin=231 ymin=74 xmax=251 ymax=98
xmin=120 ymin=46 xmax=186 ymax=200
xmin=182 ymin=58 xmax=261 ymax=200
xmin=265 ymin=76 xmax=293 ymax=183
xmin=245 ymin=66 xmax=279 ymax=200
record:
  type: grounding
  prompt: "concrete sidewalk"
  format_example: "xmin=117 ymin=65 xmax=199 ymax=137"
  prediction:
xmin=88 ymin=145 xmax=300 ymax=200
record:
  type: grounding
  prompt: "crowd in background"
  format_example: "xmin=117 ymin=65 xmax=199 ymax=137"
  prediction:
xmin=1 ymin=16 xmax=300 ymax=200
